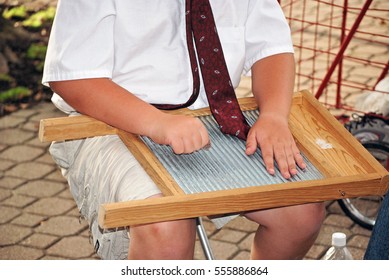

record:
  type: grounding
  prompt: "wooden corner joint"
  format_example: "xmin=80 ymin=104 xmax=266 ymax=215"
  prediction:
xmin=381 ymin=174 xmax=389 ymax=195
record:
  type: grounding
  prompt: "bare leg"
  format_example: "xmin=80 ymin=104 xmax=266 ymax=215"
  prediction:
xmin=244 ymin=203 xmax=325 ymax=260
xmin=128 ymin=194 xmax=197 ymax=260
xmin=128 ymin=219 xmax=196 ymax=259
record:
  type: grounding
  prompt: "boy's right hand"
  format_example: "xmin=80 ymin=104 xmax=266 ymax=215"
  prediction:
xmin=148 ymin=113 xmax=210 ymax=154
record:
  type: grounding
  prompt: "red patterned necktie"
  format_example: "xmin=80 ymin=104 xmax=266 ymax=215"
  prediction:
xmin=155 ymin=0 xmax=250 ymax=140
xmin=188 ymin=0 xmax=250 ymax=140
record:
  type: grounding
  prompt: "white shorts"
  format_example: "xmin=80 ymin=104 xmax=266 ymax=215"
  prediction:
xmin=49 ymin=135 xmax=161 ymax=259
xmin=50 ymin=134 xmax=236 ymax=259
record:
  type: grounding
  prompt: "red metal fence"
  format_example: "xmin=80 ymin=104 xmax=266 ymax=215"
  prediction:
xmin=279 ymin=0 xmax=389 ymax=115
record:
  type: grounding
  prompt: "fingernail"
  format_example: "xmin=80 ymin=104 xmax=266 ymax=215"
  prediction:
xmin=267 ymin=168 xmax=275 ymax=176
xmin=203 ymin=142 xmax=211 ymax=151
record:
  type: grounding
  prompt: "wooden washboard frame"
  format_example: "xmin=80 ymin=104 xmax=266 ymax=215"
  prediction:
xmin=39 ymin=90 xmax=389 ymax=228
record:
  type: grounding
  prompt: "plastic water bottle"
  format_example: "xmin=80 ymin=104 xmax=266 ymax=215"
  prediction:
xmin=321 ymin=232 xmax=353 ymax=260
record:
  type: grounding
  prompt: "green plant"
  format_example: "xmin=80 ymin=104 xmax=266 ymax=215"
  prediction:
xmin=2 ymin=6 xmax=28 ymax=19
xmin=26 ymin=43 xmax=47 ymax=60
xmin=22 ymin=6 xmax=56 ymax=28
xmin=0 ymin=87 xmax=32 ymax=103
xmin=0 ymin=73 xmax=14 ymax=83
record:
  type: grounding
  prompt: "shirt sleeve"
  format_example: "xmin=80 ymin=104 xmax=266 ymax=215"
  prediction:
xmin=42 ymin=0 xmax=116 ymax=86
xmin=243 ymin=0 xmax=294 ymax=74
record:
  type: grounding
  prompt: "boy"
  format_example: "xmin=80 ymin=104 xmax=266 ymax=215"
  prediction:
xmin=43 ymin=0 xmax=325 ymax=259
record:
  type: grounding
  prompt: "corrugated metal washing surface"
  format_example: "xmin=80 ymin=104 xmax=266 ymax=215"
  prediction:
xmin=141 ymin=110 xmax=324 ymax=195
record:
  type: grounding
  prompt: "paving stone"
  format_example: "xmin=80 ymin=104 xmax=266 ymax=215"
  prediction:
xmin=32 ymin=102 xmax=57 ymax=112
xmin=314 ymin=225 xmax=352 ymax=246
xmin=349 ymin=234 xmax=370 ymax=250
xmin=212 ymin=228 xmax=247 ymax=243
xmin=5 ymin=162 xmax=55 ymax=180
xmin=326 ymin=201 xmax=344 ymax=215
xmin=40 ymin=255 xmax=67 ymax=260
xmin=30 ymin=110 xmax=66 ymax=122
xmin=349 ymin=247 xmax=366 ymax=260
xmin=0 ymin=129 xmax=35 ymax=145
xmin=0 ymin=245 xmax=44 ymax=260
xmin=0 ymin=115 xmax=26 ymax=129
xmin=46 ymin=236 xmax=96 ymax=259
xmin=45 ymin=169 xmax=67 ymax=182
xmin=0 ymin=188 xmax=12 ymax=202
xmin=305 ymin=244 xmax=327 ymax=260
xmin=0 ymin=177 xmax=26 ymax=190
xmin=0 ymin=143 xmax=7 ymax=152
xmin=80 ymin=228 xmax=90 ymax=238
xmin=22 ymin=121 xmax=40 ymax=132
xmin=232 ymin=250 xmax=250 ymax=260
xmin=11 ymin=213 xmax=46 ymax=227
xmin=350 ymin=224 xmax=372 ymax=236
xmin=209 ymin=240 xmax=239 ymax=260
xmin=194 ymin=240 xmax=206 ymax=260
xmin=66 ymin=206 xmax=81 ymax=217
xmin=9 ymin=108 xmax=37 ymax=118
xmin=20 ymin=233 xmax=59 ymax=249
xmin=35 ymin=152 xmax=55 ymax=164
xmin=237 ymin=232 xmax=255 ymax=252
xmin=0 ymin=159 xmax=15 ymax=171
xmin=27 ymin=135 xmax=51 ymax=148
xmin=15 ymin=179 xmax=66 ymax=198
xmin=324 ymin=213 xmax=354 ymax=229
xmin=36 ymin=216 xmax=88 ymax=236
xmin=58 ymin=188 xmax=74 ymax=200
xmin=2 ymin=194 xmax=37 ymax=208
xmin=225 ymin=217 xmax=258 ymax=232
xmin=0 ymin=224 xmax=32 ymax=246
xmin=0 ymin=145 xmax=45 ymax=162
xmin=25 ymin=197 xmax=75 ymax=216
xmin=0 ymin=205 xmax=21 ymax=223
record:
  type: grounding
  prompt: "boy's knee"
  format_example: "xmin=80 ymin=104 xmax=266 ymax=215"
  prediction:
xmin=131 ymin=219 xmax=196 ymax=259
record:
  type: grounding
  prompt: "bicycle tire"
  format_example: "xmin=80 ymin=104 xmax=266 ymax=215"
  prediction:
xmin=338 ymin=141 xmax=389 ymax=230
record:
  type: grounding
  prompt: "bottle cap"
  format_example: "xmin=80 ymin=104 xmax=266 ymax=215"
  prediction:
xmin=332 ymin=232 xmax=347 ymax=246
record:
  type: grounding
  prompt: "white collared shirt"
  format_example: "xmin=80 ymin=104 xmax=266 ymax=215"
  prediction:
xmin=42 ymin=0 xmax=294 ymax=113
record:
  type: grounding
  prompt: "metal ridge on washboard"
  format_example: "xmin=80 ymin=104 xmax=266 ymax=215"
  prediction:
xmin=141 ymin=110 xmax=324 ymax=195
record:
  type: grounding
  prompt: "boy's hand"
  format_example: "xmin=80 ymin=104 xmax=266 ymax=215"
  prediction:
xmin=148 ymin=113 xmax=210 ymax=154
xmin=245 ymin=114 xmax=306 ymax=179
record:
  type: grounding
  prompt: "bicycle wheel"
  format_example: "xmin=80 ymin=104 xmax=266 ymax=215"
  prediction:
xmin=338 ymin=141 xmax=389 ymax=230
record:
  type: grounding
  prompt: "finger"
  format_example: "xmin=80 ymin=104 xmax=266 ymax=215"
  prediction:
xmin=197 ymin=121 xmax=210 ymax=149
xmin=245 ymin=132 xmax=258 ymax=156
xmin=189 ymin=129 xmax=206 ymax=153
xmin=260 ymin=144 xmax=275 ymax=176
xmin=202 ymin=142 xmax=212 ymax=151
xmin=171 ymin=138 xmax=185 ymax=154
xmin=285 ymin=145 xmax=298 ymax=176
xmin=182 ymin=135 xmax=196 ymax=154
xmin=273 ymin=144 xmax=290 ymax=179
xmin=292 ymin=145 xmax=306 ymax=170
xmin=190 ymin=121 xmax=209 ymax=152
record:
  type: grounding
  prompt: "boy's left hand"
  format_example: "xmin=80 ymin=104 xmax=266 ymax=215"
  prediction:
xmin=245 ymin=113 xmax=306 ymax=179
